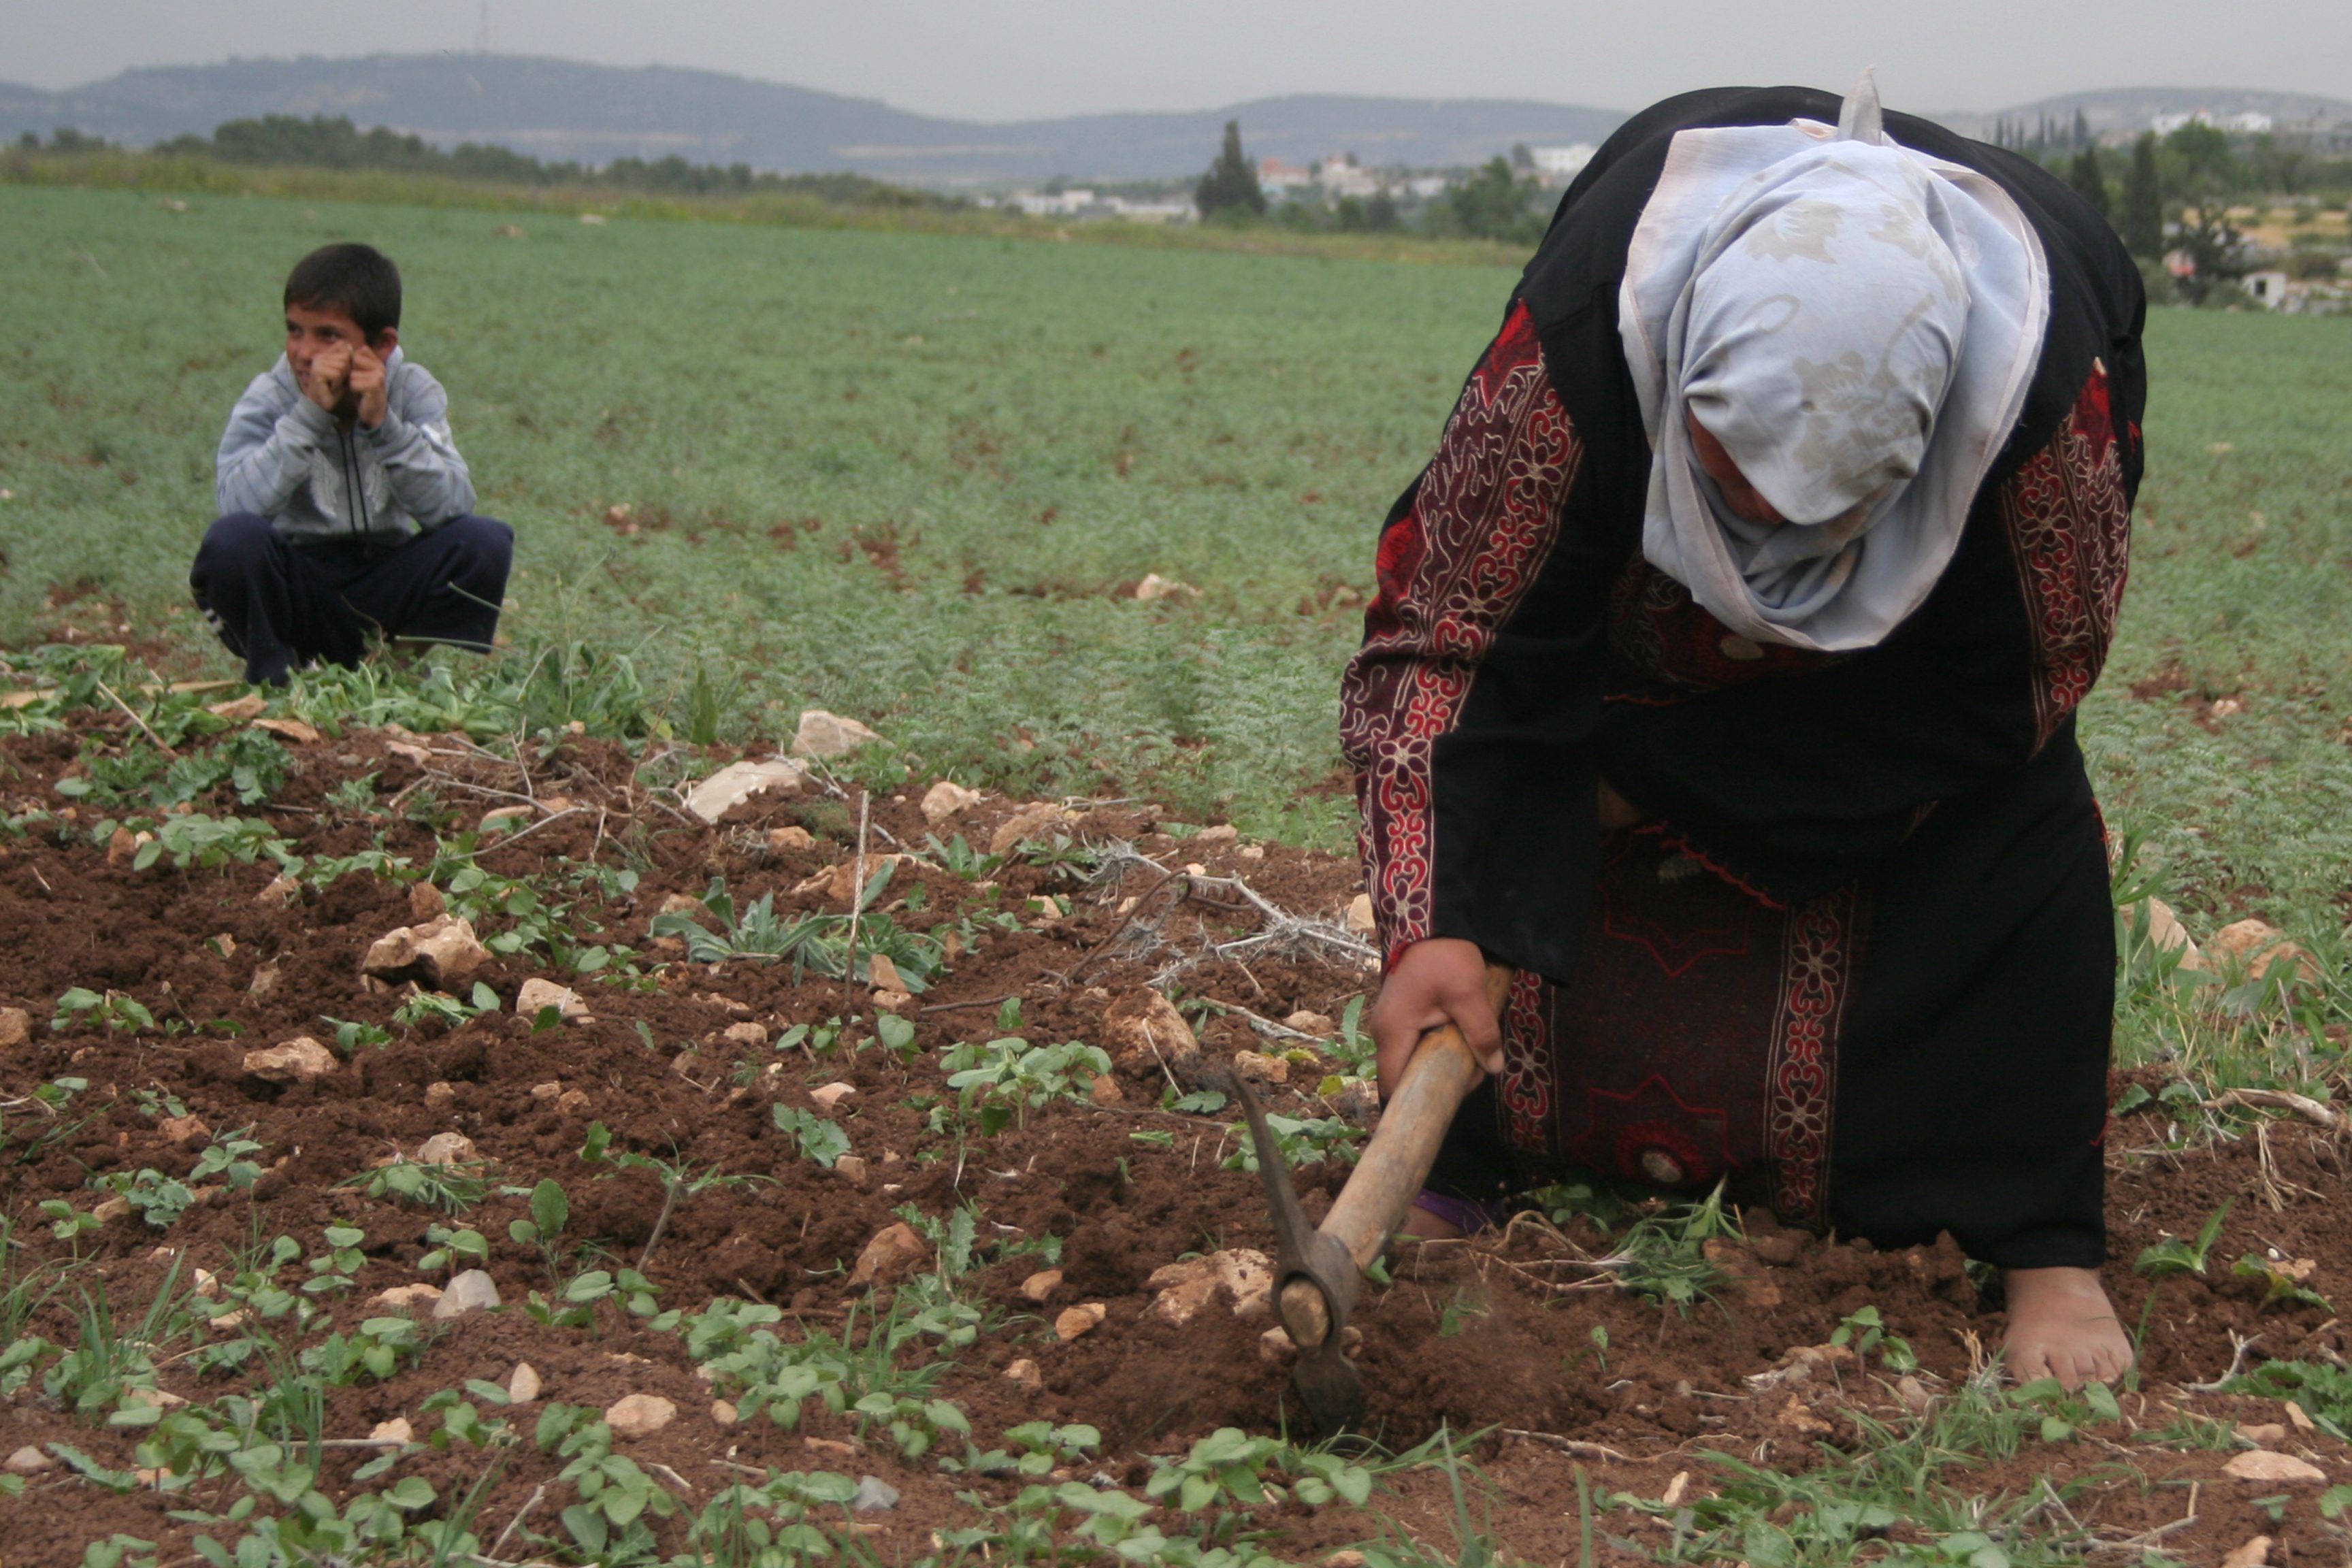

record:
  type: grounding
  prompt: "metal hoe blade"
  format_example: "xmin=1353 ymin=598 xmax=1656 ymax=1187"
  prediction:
xmin=1232 ymin=1072 xmax=1366 ymax=1435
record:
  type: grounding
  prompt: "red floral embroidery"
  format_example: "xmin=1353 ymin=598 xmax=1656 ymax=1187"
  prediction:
xmin=1341 ymin=302 xmax=1582 ymax=953
xmin=1497 ymin=967 xmax=1554 ymax=1154
xmin=1762 ymin=885 xmax=1863 ymax=1225
xmin=1998 ymin=366 xmax=2133 ymax=751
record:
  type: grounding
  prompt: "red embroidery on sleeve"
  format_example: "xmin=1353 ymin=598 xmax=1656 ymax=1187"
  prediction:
xmin=1340 ymin=302 xmax=1582 ymax=952
xmin=1997 ymin=368 xmax=2134 ymax=751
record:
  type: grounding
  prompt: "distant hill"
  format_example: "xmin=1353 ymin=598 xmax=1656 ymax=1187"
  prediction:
xmin=5 ymin=57 xmax=2342 ymax=185
xmin=1958 ymin=84 xmax=2352 ymax=138
xmin=0 ymin=54 xmax=1629 ymax=184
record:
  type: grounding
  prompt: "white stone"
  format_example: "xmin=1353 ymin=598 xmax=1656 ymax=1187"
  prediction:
xmin=852 ymin=1475 xmax=901 ymax=1512
xmin=368 ymin=1418 xmax=412 ymax=1444
xmin=371 ymin=1284 xmax=444 ymax=1311
xmin=433 ymin=1270 xmax=501 ymax=1320
xmin=810 ymin=1082 xmax=858 ymax=1112
xmin=685 ymin=758 xmax=808 ymax=823
xmin=507 ymin=1362 xmax=542 ymax=1403
xmin=604 ymin=1394 xmax=676 ymax=1438
xmin=0 ymin=1007 xmax=30 ymax=1048
xmin=1345 ymin=893 xmax=1376 ymax=935
xmin=4 ymin=1445 xmax=55 ymax=1474
xmin=1004 ymin=1358 xmax=1043 ymax=1390
xmin=517 ymin=977 xmax=589 ymax=1022
xmin=416 ymin=1132 xmax=478 ymax=1165
xmin=865 ymin=953 xmax=904 ymax=993
xmin=920 ymin=780 xmax=983 ymax=823
xmin=2225 ymin=1450 xmax=2327 ymax=1483
xmin=244 ymin=1036 xmax=337 ymax=1085
xmin=790 ymin=710 xmax=885 ymax=760
xmin=361 ymin=915 xmax=490 ymax=988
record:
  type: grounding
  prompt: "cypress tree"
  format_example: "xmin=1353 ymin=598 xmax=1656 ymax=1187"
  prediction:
xmin=2068 ymin=144 xmax=2110 ymax=220
xmin=2123 ymin=132 xmax=2164 ymax=259
xmin=1196 ymin=120 xmax=1266 ymax=221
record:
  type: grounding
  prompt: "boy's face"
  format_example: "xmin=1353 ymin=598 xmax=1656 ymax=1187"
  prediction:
xmin=283 ymin=301 xmax=393 ymax=382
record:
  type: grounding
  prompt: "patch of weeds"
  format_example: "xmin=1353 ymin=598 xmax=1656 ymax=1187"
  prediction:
xmin=680 ymin=1469 xmax=863 ymax=1565
xmin=1624 ymin=1373 xmax=2108 ymax=1565
xmin=942 ymin=1035 xmax=1113 ymax=1132
xmin=1220 ymin=1108 xmax=1364 ymax=1172
xmin=683 ymin=1290 xmax=968 ymax=1437
xmin=51 ymin=986 xmax=155 ymax=1034
xmin=923 ymin=830 xmax=1004 ymax=880
xmin=128 ymin=812 xmax=298 ymax=872
xmin=774 ymin=1102 xmax=855 ymax=1166
xmin=2234 ymin=1252 xmax=2333 ymax=1311
xmin=653 ymin=870 xmax=949 ymax=990
xmin=944 ymin=1418 xmax=1103 ymax=1477
xmin=391 ymin=980 xmax=502 ymax=1032
xmin=342 ymin=1158 xmax=491 ymax=1213
xmin=2227 ymin=1358 xmax=2352 ymax=1440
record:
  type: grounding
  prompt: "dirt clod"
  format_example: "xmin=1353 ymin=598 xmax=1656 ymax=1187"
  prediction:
xmin=517 ymin=977 xmax=589 ymax=1022
xmin=1056 ymin=1303 xmax=1109 ymax=1340
xmin=849 ymin=1222 xmax=926 ymax=1288
xmin=0 ymin=1006 xmax=28 ymax=1047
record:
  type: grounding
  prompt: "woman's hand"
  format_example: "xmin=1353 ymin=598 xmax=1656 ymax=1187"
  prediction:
xmin=1369 ymin=936 xmax=1502 ymax=1098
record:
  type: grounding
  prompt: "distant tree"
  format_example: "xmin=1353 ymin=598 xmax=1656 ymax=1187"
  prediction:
xmin=1438 ymin=157 xmax=1541 ymax=243
xmin=1365 ymin=188 xmax=1401 ymax=232
xmin=2171 ymin=199 xmax=2244 ymax=304
xmin=2067 ymin=144 xmax=2110 ymax=220
xmin=2123 ymin=133 xmax=2164 ymax=259
xmin=1509 ymin=142 xmax=1534 ymax=171
xmin=2072 ymin=108 xmax=2093 ymax=152
xmin=1196 ymin=120 xmax=1266 ymax=221
xmin=2163 ymin=121 xmax=2233 ymax=186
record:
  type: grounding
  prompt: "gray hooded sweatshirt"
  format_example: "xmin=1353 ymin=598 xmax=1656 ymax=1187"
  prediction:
xmin=215 ymin=348 xmax=476 ymax=546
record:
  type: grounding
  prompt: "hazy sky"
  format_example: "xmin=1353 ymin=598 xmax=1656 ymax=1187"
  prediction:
xmin=7 ymin=1 xmax=2347 ymax=118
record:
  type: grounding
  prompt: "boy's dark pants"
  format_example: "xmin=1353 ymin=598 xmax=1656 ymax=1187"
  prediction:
xmin=191 ymin=513 xmax=514 ymax=685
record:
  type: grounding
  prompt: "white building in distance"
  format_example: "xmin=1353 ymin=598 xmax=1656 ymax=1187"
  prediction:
xmin=1529 ymin=144 xmax=1598 ymax=184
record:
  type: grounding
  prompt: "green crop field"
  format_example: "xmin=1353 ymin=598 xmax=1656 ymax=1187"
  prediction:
xmin=1 ymin=182 xmax=2348 ymax=929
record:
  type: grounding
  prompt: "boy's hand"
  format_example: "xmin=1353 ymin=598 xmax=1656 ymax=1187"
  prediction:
xmin=303 ymin=342 xmax=353 ymax=415
xmin=1369 ymin=936 xmax=1502 ymax=1099
xmin=348 ymin=343 xmax=389 ymax=429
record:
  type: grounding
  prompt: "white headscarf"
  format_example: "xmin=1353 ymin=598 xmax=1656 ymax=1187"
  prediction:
xmin=1618 ymin=74 xmax=2050 ymax=651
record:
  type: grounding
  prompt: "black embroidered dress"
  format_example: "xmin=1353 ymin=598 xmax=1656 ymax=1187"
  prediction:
xmin=1339 ymin=88 xmax=2146 ymax=1269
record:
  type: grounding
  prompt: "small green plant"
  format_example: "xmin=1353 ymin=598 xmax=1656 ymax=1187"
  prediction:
xmin=2135 ymin=1198 xmax=2232 ymax=1278
xmin=51 ymin=987 xmax=155 ymax=1034
xmin=2008 ymin=1375 xmax=2123 ymax=1443
xmin=417 ymin=1222 xmax=490 ymax=1274
xmin=344 ymin=1159 xmax=490 ymax=1213
xmin=131 ymin=813 xmax=298 ymax=872
xmin=923 ymin=831 xmax=1004 ymax=880
xmin=392 ymin=981 xmax=501 ymax=1030
xmin=2234 ymin=1253 xmax=2333 ymax=1311
xmin=97 ymin=1168 xmax=197 ymax=1228
xmin=772 ymin=1104 xmax=853 ymax=1166
xmin=1221 ymin=1109 xmax=1364 ymax=1171
xmin=1829 ymin=1304 xmax=1919 ymax=1372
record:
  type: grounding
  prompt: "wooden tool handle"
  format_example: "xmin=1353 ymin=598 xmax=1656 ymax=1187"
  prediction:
xmin=1321 ymin=960 xmax=1515 ymax=1272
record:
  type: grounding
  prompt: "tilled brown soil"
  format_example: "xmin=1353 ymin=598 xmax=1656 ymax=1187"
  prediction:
xmin=1 ymin=715 xmax=2347 ymax=1565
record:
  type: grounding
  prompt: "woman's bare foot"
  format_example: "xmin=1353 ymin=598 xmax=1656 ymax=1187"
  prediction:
xmin=2002 ymin=1267 xmax=2133 ymax=1389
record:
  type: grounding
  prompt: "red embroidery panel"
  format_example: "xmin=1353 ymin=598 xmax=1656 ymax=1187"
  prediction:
xmin=1491 ymin=835 xmax=1865 ymax=1226
xmin=1340 ymin=302 xmax=1582 ymax=956
xmin=1997 ymin=366 xmax=2133 ymax=751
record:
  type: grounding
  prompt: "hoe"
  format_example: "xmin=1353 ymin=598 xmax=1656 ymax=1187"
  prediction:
xmin=1232 ymin=962 xmax=1513 ymax=1436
